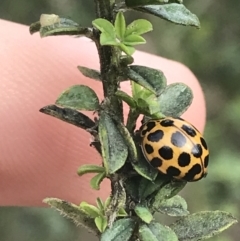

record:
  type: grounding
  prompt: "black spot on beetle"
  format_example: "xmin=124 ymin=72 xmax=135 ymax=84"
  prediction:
xmin=160 ymin=119 xmax=174 ymax=127
xmin=181 ymin=124 xmax=197 ymax=137
xmin=150 ymin=157 xmax=163 ymax=167
xmin=141 ymin=121 xmax=156 ymax=136
xmin=204 ymin=155 xmax=209 ymax=168
xmin=200 ymin=137 xmax=208 ymax=150
xmin=178 ymin=152 xmax=191 ymax=167
xmin=145 ymin=144 xmax=154 ymax=154
xmin=191 ymin=144 xmax=203 ymax=158
xmin=166 ymin=166 xmax=181 ymax=177
xmin=158 ymin=146 xmax=173 ymax=160
xmin=171 ymin=131 xmax=187 ymax=147
xmin=183 ymin=163 xmax=202 ymax=181
xmin=147 ymin=130 xmax=164 ymax=142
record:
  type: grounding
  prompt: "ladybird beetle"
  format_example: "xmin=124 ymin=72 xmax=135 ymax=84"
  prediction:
xmin=139 ymin=117 xmax=209 ymax=181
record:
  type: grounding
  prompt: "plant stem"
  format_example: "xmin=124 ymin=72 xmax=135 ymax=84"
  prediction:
xmin=94 ymin=0 xmax=123 ymax=122
xmin=126 ymin=109 xmax=140 ymax=133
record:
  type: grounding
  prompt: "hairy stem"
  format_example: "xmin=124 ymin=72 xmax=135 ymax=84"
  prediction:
xmin=94 ymin=0 xmax=123 ymax=122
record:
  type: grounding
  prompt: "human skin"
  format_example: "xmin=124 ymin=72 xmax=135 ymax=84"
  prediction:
xmin=0 ymin=19 xmax=206 ymax=206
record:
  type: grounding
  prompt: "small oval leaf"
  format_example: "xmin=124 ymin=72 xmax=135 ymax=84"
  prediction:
xmin=79 ymin=201 xmax=101 ymax=218
xmin=90 ymin=172 xmax=106 ymax=190
xmin=43 ymin=198 xmax=98 ymax=234
xmin=125 ymin=19 xmax=153 ymax=36
xmin=152 ymin=180 xmax=187 ymax=208
xmin=77 ymin=66 xmax=101 ymax=81
xmin=157 ymin=83 xmax=193 ymax=117
xmin=138 ymin=175 xmax=171 ymax=199
xmin=118 ymin=207 xmax=128 ymax=217
xmin=134 ymin=205 xmax=153 ymax=224
xmin=136 ymin=4 xmax=200 ymax=28
xmin=170 ymin=211 xmax=238 ymax=241
xmin=92 ymin=18 xmax=115 ymax=35
xmin=139 ymin=222 xmax=178 ymax=241
xmin=100 ymin=32 xmax=120 ymax=46
xmin=115 ymin=121 xmax=138 ymax=163
xmin=131 ymin=146 xmax=158 ymax=181
xmin=100 ymin=218 xmax=136 ymax=241
xmin=124 ymin=35 xmax=146 ymax=46
xmin=115 ymin=12 xmax=126 ymax=39
xmin=95 ymin=216 xmax=108 ymax=233
xmin=99 ymin=112 xmax=128 ymax=174
xmin=128 ymin=65 xmax=167 ymax=95
xmin=77 ymin=164 xmax=105 ymax=176
xmin=39 ymin=105 xmax=96 ymax=130
xmin=38 ymin=15 xmax=90 ymax=37
xmin=155 ymin=195 xmax=189 ymax=217
xmin=119 ymin=43 xmax=136 ymax=55
xmin=131 ymin=82 xmax=164 ymax=118
xmin=56 ymin=85 xmax=99 ymax=111
xmin=137 ymin=97 xmax=162 ymax=116
xmin=115 ymin=90 xmax=137 ymax=108
xmin=96 ymin=198 xmax=105 ymax=212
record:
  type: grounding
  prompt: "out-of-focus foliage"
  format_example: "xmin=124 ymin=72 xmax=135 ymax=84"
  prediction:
xmin=1 ymin=0 xmax=239 ymax=241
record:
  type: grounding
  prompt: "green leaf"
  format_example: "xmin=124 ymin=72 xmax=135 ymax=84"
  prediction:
xmin=137 ymin=4 xmax=200 ymax=28
xmin=95 ymin=216 xmax=108 ymax=233
xmin=125 ymin=0 xmax=168 ymax=8
xmin=38 ymin=14 xmax=89 ymax=37
xmin=92 ymin=18 xmax=118 ymax=46
xmin=128 ymin=65 xmax=167 ymax=95
xmin=131 ymin=82 xmax=158 ymax=106
xmin=152 ymin=180 xmax=187 ymax=209
xmin=104 ymin=197 xmax=111 ymax=209
xmin=90 ymin=172 xmax=106 ymax=190
xmin=96 ymin=198 xmax=105 ymax=212
xmin=100 ymin=32 xmax=120 ymax=46
xmin=119 ymin=43 xmax=136 ymax=55
xmin=115 ymin=90 xmax=137 ymax=108
xmin=39 ymin=105 xmax=96 ymax=130
xmin=43 ymin=198 xmax=98 ymax=234
xmin=100 ymin=218 xmax=136 ymax=241
xmin=77 ymin=164 xmax=105 ymax=176
xmin=137 ymin=97 xmax=163 ymax=116
xmin=77 ymin=66 xmax=101 ymax=81
xmin=124 ymin=35 xmax=146 ymax=46
xmin=134 ymin=205 xmax=153 ymax=224
xmin=115 ymin=12 xmax=126 ymax=39
xmin=155 ymin=195 xmax=189 ymax=216
xmin=125 ymin=19 xmax=153 ymax=36
xmin=124 ymin=176 xmax=143 ymax=201
xmin=157 ymin=83 xmax=193 ymax=117
xmin=139 ymin=222 xmax=178 ymax=241
xmin=79 ymin=201 xmax=101 ymax=218
xmin=114 ymin=121 xmax=138 ymax=163
xmin=99 ymin=112 xmax=128 ymax=174
xmin=92 ymin=18 xmax=115 ymax=35
xmin=40 ymin=25 xmax=89 ymax=38
xmin=170 ymin=211 xmax=238 ymax=241
xmin=118 ymin=207 xmax=128 ymax=217
xmin=138 ymin=175 xmax=171 ymax=199
xmin=56 ymin=85 xmax=99 ymax=111
xmin=131 ymin=146 xmax=158 ymax=181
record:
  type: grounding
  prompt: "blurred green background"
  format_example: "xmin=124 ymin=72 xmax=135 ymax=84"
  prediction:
xmin=1 ymin=0 xmax=240 ymax=240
